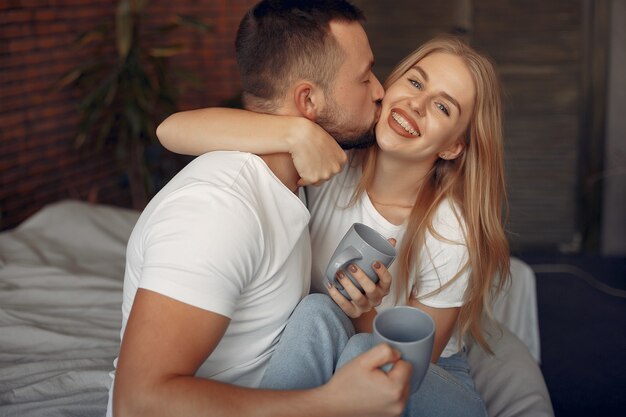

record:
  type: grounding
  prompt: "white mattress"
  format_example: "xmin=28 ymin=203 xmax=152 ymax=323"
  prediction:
xmin=0 ymin=200 xmax=552 ymax=416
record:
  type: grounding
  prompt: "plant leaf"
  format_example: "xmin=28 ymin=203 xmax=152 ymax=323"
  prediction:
xmin=95 ymin=114 xmax=115 ymax=150
xmin=75 ymin=132 xmax=88 ymax=149
xmin=76 ymin=28 xmax=106 ymax=47
xmin=130 ymin=0 xmax=148 ymax=13
xmin=116 ymin=0 xmax=132 ymax=59
xmin=51 ymin=68 xmax=82 ymax=92
xmin=104 ymin=79 xmax=118 ymax=106
xmin=148 ymin=45 xmax=189 ymax=57
xmin=124 ymin=103 xmax=142 ymax=139
xmin=175 ymin=15 xmax=213 ymax=32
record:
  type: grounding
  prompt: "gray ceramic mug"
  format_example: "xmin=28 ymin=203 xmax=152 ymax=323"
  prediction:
xmin=324 ymin=223 xmax=396 ymax=300
xmin=373 ymin=306 xmax=435 ymax=393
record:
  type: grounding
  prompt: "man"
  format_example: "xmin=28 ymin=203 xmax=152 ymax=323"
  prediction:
xmin=107 ymin=1 xmax=410 ymax=416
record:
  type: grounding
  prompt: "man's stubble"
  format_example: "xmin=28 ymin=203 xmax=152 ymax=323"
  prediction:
xmin=316 ymin=96 xmax=380 ymax=150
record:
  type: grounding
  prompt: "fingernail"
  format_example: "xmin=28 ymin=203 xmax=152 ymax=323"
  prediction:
xmin=348 ymin=264 xmax=358 ymax=273
xmin=373 ymin=261 xmax=381 ymax=269
xmin=326 ymin=279 xmax=333 ymax=289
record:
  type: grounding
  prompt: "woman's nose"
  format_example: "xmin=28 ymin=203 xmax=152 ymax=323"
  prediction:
xmin=410 ymin=94 xmax=426 ymax=115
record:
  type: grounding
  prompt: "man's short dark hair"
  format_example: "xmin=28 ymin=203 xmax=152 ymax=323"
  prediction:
xmin=236 ymin=0 xmax=365 ymax=111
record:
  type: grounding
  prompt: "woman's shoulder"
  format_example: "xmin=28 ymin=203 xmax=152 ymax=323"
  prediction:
xmin=430 ymin=198 xmax=467 ymax=242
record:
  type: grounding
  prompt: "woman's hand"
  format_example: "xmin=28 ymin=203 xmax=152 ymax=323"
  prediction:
xmin=286 ymin=119 xmax=348 ymax=186
xmin=326 ymin=260 xmax=393 ymax=319
xmin=326 ymin=238 xmax=396 ymax=318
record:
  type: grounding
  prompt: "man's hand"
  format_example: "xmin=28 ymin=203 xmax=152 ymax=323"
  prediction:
xmin=286 ymin=119 xmax=348 ymax=186
xmin=322 ymin=344 xmax=412 ymax=417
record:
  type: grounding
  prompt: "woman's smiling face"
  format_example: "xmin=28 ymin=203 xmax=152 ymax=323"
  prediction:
xmin=375 ymin=51 xmax=476 ymax=163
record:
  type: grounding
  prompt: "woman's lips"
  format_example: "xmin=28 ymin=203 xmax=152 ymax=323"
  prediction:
xmin=388 ymin=108 xmax=421 ymax=138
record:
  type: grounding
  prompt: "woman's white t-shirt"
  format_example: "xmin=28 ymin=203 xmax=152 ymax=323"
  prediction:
xmin=307 ymin=162 xmax=469 ymax=357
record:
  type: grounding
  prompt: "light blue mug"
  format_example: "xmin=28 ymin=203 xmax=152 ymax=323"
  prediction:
xmin=373 ymin=306 xmax=435 ymax=393
xmin=324 ymin=223 xmax=396 ymax=300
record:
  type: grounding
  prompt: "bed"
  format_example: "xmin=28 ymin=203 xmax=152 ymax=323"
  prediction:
xmin=0 ymin=199 xmax=553 ymax=416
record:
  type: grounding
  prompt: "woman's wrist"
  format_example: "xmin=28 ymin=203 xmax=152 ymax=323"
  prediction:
xmin=283 ymin=116 xmax=317 ymax=154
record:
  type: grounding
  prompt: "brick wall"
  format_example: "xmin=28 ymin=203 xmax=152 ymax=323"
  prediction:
xmin=0 ymin=0 xmax=256 ymax=230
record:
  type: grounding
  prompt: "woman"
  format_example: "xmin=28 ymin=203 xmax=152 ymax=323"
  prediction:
xmin=158 ymin=36 xmax=510 ymax=415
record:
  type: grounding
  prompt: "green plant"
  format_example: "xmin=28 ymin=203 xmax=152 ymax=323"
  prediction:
xmin=55 ymin=0 xmax=210 ymax=208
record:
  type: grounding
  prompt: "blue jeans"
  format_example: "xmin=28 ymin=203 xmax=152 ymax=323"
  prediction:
xmin=260 ymin=294 xmax=487 ymax=417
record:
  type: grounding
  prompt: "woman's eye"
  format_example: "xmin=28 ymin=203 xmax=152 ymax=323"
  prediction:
xmin=436 ymin=102 xmax=450 ymax=116
xmin=409 ymin=79 xmax=422 ymax=89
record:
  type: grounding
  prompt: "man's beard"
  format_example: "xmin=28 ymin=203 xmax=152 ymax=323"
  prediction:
xmin=316 ymin=101 xmax=378 ymax=150
xmin=324 ymin=124 xmax=377 ymax=150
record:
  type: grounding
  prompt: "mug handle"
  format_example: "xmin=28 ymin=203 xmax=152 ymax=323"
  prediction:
xmin=326 ymin=246 xmax=363 ymax=301
xmin=328 ymin=246 xmax=362 ymax=278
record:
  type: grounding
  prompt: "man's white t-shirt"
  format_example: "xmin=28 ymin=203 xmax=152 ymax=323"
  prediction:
xmin=107 ymin=151 xmax=311 ymax=415
xmin=307 ymin=161 xmax=469 ymax=357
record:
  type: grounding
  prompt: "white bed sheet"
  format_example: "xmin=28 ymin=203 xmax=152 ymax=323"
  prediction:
xmin=0 ymin=200 xmax=550 ymax=416
xmin=0 ymin=201 xmax=139 ymax=417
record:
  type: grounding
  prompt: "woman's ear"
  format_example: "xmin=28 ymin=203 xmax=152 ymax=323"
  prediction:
xmin=293 ymin=82 xmax=323 ymax=120
xmin=439 ymin=140 xmax=465 ymax=161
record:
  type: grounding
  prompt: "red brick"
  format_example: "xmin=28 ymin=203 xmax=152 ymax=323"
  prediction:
xmin=0 ymin=9 xmax=33 ymax=25
xmin=33 ymin=9 xmax=58 ymax=21
xmin=8 ymin=38 xmax=38 ymax=53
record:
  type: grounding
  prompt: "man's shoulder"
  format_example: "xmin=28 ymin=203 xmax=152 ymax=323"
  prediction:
xmin=175 ymin=151 xmax=272 ymax=188
xmin=191 ymin=150 xmax=255 ymax=171
xmin=138 ymin=152 xmax=260 ymax=224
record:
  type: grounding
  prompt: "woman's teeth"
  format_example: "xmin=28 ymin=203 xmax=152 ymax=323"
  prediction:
xmin=391 ymin=111 xmax=419 ymax=136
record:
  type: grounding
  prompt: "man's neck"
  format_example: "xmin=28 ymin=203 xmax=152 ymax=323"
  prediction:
xmin=244 ymin=102 xmax=303 ymax=194
xmin=260 ymin=154 xmax=300 ymax=194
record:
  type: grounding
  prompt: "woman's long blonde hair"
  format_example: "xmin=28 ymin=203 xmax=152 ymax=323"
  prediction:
xmin=354 ymin=36 xmax=510 ymax=352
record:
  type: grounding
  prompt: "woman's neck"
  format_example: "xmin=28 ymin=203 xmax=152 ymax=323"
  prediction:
xmin=366 ymin=152 xmax=433 ymax=225
xmin=369 ymin=152 xmax=432 ymax=205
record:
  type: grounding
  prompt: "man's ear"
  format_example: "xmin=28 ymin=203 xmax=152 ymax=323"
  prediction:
xmin=293 ymin=82 xmax=323 ymax=120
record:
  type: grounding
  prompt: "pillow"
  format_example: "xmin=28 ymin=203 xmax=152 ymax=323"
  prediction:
xmin=467 ymin=322 xmax=554 ymax=417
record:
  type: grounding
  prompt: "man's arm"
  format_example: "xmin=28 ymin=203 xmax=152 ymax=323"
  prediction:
xmin=114 ymin=289 xmax=412 ymax=417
